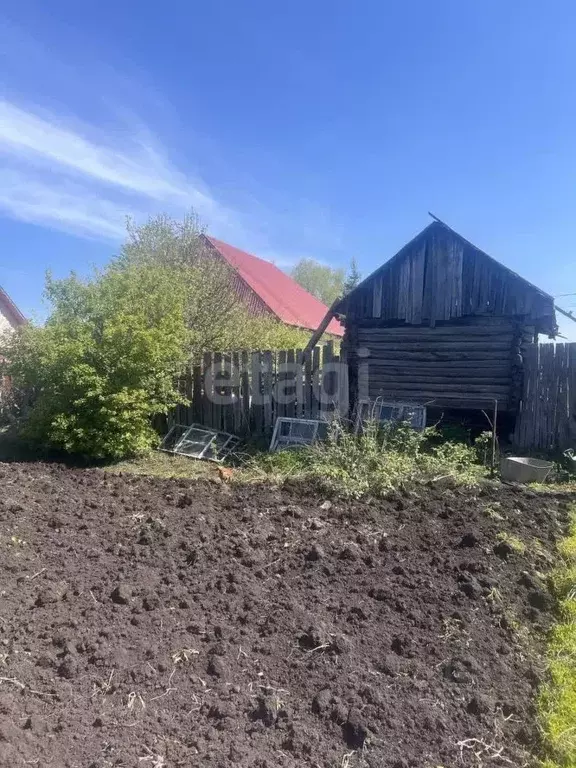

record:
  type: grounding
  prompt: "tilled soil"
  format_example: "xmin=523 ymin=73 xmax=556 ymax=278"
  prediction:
xmin=0 ymin=463 xmax=572 ymax=768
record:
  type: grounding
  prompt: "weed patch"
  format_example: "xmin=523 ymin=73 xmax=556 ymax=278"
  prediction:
xmin=244 ymin=420 xmax=487 ymax=498
xmin=539 ymin=505 xmax=576 ymax=767
xmin=496 ymin=531 xmax=527 ymax=555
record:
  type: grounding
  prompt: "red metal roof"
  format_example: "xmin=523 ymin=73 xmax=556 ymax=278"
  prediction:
xmin=204 ymin=235 xmax=344 ymax=336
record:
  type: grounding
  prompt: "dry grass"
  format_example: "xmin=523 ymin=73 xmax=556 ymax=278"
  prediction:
xmin=104 ymin=451 xmax=217 ymax=480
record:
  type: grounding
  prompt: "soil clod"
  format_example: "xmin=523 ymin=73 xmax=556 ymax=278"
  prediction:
xmin=0 ymin=462 xmax=562 ymax=767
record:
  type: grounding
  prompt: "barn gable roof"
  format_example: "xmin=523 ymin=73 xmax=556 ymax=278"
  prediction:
xmin=204 ymin=235 xmax=344 ymax=336
xmin=335 ymin=221 xmax=557 ymax=336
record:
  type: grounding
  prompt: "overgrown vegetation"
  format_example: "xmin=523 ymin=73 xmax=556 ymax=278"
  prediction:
xmin=539 ymin=505 xmax=576 ymax=767
xmin=1 ymin=214 xmax=310 ymax=460
xmin=2 ymin=263 xmax=193 ymax=459
xmin=245 ymin=419 xmax=487 ymax=497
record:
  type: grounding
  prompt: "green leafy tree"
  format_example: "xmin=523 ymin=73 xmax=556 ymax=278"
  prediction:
xmin=290 ymin=258 xmax=345 ymax=306
xmin=120 ymin=214 xmax=311 ymax=350
xmin=343 ymin=256 xmax=362 ymax=295
xmin=2 ymin=214 xmax=314 ymax=459
xmin=2 ymin=263 xmax=193 ymax=459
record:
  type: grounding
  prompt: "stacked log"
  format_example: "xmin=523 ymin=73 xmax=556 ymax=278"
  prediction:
xmin=356 ymin=319 xmax=515 ymax=410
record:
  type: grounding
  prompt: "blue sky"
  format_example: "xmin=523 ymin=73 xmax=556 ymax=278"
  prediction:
xmin=1 ymin=0 xmax=575 ymax=338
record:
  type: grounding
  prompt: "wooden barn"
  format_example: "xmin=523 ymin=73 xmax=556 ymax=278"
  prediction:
xmin=334 ymin=220 xmax=557 ymax=416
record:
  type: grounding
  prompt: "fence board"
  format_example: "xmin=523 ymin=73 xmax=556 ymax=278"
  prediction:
xmin=515 ymin=342 xmax=576 ymax=452
xmin=263 ymin=350 xmax=274 ymax=434
xmin=311 ymin=346 xmax=321 ymax=420
xmin=231 ymin=351 xmax=241 ymax=435
xmin=277 ymin=350 xmax=287 ymax=421
xmin=304 ymin=349 xmax=313 ymax=420
xmin=251 ymin=351 xmax=263 ymax=435
xmin=570 ymin=345 xmax=576 ymax=446
xmin=169 ymin=342 xmax=345 ymax=438
xmin=240 ymin=351 xmax=250 ymax=433
xmin=201 ymin=352 xmax=213 ymax=430
xmin=295 ymin=348 xmax=304 ymax=419
xmin=191 ymin=363 xmax=202 ymax=423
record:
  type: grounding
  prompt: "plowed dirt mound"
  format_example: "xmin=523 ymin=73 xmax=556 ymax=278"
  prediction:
xmin=0 ymin=462 xmax=571 ymax=767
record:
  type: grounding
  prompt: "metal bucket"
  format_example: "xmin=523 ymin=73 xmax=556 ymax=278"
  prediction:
xmin=500 ymin=457 xmax=554 ymax=484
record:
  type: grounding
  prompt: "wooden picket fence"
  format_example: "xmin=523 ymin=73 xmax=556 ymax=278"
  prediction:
xmin=514 ymin=342 xmax=576 ymax=452
xmin=169 ymin=341 xmax=348 ymax=436
xmin=167 ymin=340 xmax=576 ymax=450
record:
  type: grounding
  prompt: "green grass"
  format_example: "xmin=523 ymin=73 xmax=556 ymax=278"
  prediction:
xmin=539 ymin=506 xmax=576 ymax=767
xmin=104 ymin=451 xmax=217 ymax=480
xmin=496 ymin=531 xmax=527 ymax=554
xmin=242 ymin=420 xmax=487 ymax=498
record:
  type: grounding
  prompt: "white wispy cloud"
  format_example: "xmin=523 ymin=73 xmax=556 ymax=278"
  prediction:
xmin=0 ymin=99 xmax=232 ymax=240
xmin=0 ymin=168 xmax=134 ymax=239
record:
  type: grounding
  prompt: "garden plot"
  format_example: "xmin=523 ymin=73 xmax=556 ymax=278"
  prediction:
xmin=0 ymin=462 xmax=572 ymax=767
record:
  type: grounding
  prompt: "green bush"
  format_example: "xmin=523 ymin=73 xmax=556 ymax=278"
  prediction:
xmin=2 ymin=264 xmax=193 ymax=460
xmin=0 ymin=214 xmax=331 ymax=461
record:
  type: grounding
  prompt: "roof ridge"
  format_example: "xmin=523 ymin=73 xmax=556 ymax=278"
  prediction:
xmin=203 ymin=234 xmax=344 ymax=335
xmin=205 ymin=235 xmax=302 ymax=321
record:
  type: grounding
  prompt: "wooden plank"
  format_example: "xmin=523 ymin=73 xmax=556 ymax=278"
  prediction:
xmin=277 ymin=350 xmax=287 ymax=420
xmin=368 ymin=362 xmax=511 ymax=374
xmin=263 ymin=350 xmax=274 ymax=434
xmin=337 ymin=348 xmax=349 ymax=418
xmin=240 ymin=351 xmax=250 ymax=434
xmin=543 ymin=344 xmax=555 ymax=450
xmin=536 ymin=344 xmax=547 ymax=451
xmin=411 ymin=242 xmax=426 ymax=325
xmin=192 ymin=361 xmax=203 ymax=424
xmin=319 ymin=343 xmax=330 ymax=418
xmin=360 ymin=349 xmax=511 ymax=362
xmin=251 ymin=351 xmax=263 ymax=435
xmin=358 ymin=325 xmax=514 ymax=337
xmin=311 ymin=345 xmax=321 ymax=419
xmin=558 ymin=344 xmax=570 ymax=449
xmin=182 ymin=365 xmax=193 ymax=425
xmin=362 ymin=341 xmax=512 ymax=352
xmin=202 ymin=352 xmax=213 ymax=429
xmin=300 ymin=299 xmax=340 ymax=362
xmin=295 ymin=348 xmax=304 ymax=418
xmin=372 ymin=277 xmax=383 ymax=319
xmin=212 ymin=352 xmax=223 ymax=432
xmin=529 ymin=342 xmax=539 ymax=450
xmin=452 ymin=241 xmax=463 ymax=318
xmin=551 ymin=343 xmax=562 ymax=450
xmin=366 ymin=357 xmax=511 ymax=369
xmin=286 ymin=349 xmax=296 ymax=418
xmin=398 ymin=259 xmax=408 ymax=321
xmin=569 ymin=344 xmax=576 ymax=446
xmin=367 ymin=381 xmax=511 ymax=394
xmin=362 ymin=335 xmax=515 ymax=347
xmin=219 ymin=352 xmax=231 ymax=433
xmin=367 ymin=373 xmax=512 ymax=385
xmin=304 ymin=346 xmax=313 ymax=419
xmin=552 ymin=344 xmax=563 ymax=450
xmin=231 ymin=351 xmax=241 ymax=435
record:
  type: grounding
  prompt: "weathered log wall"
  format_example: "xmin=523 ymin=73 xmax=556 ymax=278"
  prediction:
xmin=347 ymin=317 xmax=532 ymax=411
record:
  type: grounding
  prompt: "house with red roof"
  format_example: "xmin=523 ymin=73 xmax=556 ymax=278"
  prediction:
xmin=203 ymin=235 xmax=344 ymax=337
